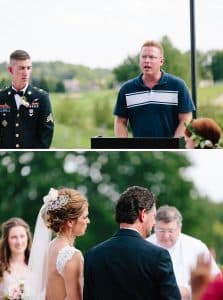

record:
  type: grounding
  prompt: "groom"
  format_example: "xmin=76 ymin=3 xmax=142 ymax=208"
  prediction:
xmin=0 ymin=49 xmax=54 ymax=148
xmin=84 ymin=186 xmax=180 ymax=300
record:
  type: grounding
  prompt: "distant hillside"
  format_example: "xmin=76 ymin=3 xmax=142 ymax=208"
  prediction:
xmin=0 ymin=61 xmax=115 ymax=92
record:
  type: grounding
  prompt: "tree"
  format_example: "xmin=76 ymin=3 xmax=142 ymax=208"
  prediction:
xmin=0 ymin=77 xmax=10 ymax=89
xmin=161 ymin=36 xmax=190 ymax=86
xmin=113 ymin=55 xmax=140 ymax=83
xmin=55 ymin=80 xmax=65 ymax=93
xmin=211 ymin=51 xmax=223 ymax=81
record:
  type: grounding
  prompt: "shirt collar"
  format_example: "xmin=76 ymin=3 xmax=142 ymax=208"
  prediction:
xmin=138 ymin=70 xmax=168 ymax=88
xmin=11 ymin=83 xmax=29 ymax=94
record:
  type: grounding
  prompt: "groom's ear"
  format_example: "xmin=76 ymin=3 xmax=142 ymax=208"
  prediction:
xmin=138 ymin=209 xmax=147 ymax=223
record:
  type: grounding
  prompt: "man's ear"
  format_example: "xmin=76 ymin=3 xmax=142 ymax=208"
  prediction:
xmin=138 ymin=209 xmax=146 ymax=223
xmin=8 ymin=66 xmax=13 ymax=74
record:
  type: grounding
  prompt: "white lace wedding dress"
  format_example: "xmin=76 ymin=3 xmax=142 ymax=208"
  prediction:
xmin=56 ymin=245 xmax=79 ymax=276
xmin=24 ymin=197 xmax=80 ymax=300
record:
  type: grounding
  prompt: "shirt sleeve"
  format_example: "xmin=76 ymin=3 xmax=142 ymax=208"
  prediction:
xmin=113 ymin=85 xmax=129 ymax=118
xmin=36 ymin=92 xmax=54 ymax=148
xmin=177 ymin=79 xmax=196 ymax=113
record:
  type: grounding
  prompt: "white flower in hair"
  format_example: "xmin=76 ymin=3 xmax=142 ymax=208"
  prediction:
xmin=43 ymin=188 xmax=69 ymax=211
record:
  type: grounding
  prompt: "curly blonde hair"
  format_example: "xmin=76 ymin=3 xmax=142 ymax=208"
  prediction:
xmin=42 ymin=188 xmax=88 ymax=233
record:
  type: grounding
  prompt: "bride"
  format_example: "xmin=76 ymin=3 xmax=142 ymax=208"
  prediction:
xmin=24 ymin=187 xmax=90 ymax=300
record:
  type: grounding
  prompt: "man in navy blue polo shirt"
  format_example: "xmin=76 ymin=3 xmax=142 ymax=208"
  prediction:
xmin=114 ymin=40 xmax=195 ymax=138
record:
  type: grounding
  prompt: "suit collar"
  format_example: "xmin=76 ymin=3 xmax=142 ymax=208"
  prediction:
xmin=115 ymin=228 xmax=142 ymax=238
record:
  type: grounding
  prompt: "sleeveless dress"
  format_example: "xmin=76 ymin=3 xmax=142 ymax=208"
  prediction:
xmin=23 ymin=245 xmax=80 ymax=300
xmin=0 ymin=270 xmax=27 ymax=299
xmin=56 ymin=245 xmax=79 ymax=276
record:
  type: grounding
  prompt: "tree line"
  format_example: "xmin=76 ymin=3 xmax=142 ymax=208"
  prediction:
xmin=0 ymin=35 xmax=222 ymax=92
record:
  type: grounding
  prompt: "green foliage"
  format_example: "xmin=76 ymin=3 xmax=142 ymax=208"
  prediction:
xmin=211 ymin=51 xmax=223 ymax=81
xmin=113 ymin=55 xmax=140 ymax=83
xmin=0 ymin=77 xmax=10 ymax=89
xmin=0 ymin=61 xmax=114 ymax=92
xmin=0 ymin=151 xmax=222 ymax=261
xmin=197 ymin=84 xmax=223 ymax=130
xmin=161 ymin=36 xmax=191 ymax=86
xmin=196 ymin=50 xmax=213 ymax=80
xmin=51 ymin=90 xmax=116 ymax=148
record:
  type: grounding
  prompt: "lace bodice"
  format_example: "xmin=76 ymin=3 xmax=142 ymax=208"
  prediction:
xmin=56 ymin=245 xmax=79 ymax=276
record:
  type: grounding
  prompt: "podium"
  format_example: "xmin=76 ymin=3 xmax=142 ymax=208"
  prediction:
xmin=91 ymin=137 xmax=185 ymax=149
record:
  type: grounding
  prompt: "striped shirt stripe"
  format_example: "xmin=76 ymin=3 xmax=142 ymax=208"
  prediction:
xmin=126 ymin=90 xmax=178 ymax=108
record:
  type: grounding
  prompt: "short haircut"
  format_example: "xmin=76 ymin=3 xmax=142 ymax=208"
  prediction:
xmin=115 ymin=186 xmax=157 ymax=224
xmin=140 ymin=40 xmax=164 ymax=57
xmin=9 ymin=50 xmax=31 ymax=62
xmin=155 ymin=205 xmax=182 ymax=226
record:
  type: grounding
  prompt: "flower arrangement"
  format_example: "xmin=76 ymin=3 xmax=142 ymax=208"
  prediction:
xmin=3 ymin=281 xmax=24 ymax=300
xmin=20 ymin=96 xmax=29 ymax=108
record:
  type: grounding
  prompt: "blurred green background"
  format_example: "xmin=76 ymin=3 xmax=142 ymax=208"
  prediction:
xmin=1 ymin=151 xmax=223 ymax=264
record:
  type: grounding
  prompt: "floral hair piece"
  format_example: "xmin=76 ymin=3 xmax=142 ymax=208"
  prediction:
xmin=185 ymin=120 xmax=215 ymax=149
xmin=43 ymin=188 xmax=70 ymax=211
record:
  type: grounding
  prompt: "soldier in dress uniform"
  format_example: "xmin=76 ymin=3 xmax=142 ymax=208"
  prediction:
xmin=0 ymin=50 xmax=54 ymax=148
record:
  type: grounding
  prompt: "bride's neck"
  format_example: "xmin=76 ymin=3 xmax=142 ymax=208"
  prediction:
xmin=57 ymin=232 xmax=75 ymax=246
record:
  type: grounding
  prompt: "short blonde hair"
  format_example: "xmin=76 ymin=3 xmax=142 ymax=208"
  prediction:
xmin=140 ymin=40 xmax=164 ymax=57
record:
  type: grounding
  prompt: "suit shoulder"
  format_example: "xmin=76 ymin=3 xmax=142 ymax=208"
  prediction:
xmin=0 ymin=86 xmax=10 ymax=93
xmin=32 ymin=86 xmax=49 ymax=96
xmin=0 ymin=87 xmax=10 ymax=100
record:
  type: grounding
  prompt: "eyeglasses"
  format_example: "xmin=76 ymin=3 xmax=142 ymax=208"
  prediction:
xmin=141 ymin=55 xmax=160 ymax=61
xmin=155 ymin=228 xmax=178 ymax=234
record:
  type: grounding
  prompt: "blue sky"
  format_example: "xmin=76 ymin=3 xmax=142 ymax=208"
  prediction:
xmin=0 ymin=0 xmax=222 ymax=68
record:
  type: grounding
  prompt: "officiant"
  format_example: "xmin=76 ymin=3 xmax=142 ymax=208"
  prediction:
xmin=0 ymin=49 xmax=54 ymax=149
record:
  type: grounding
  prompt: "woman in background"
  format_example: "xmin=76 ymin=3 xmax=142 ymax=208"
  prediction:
xmin=0 ymin=217 xmax=32 ymax=299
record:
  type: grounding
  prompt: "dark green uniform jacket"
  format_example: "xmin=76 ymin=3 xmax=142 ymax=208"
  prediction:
xmin=0 ymin=85 xmax=54 ymax=148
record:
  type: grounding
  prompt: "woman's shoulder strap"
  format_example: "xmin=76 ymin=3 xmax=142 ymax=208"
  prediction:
xmin=56 ymin=246 xmax=79 ymax=276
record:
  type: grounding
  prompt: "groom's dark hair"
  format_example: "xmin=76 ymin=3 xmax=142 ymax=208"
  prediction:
xmin=115 ymin=186 xmax=157 ymax=224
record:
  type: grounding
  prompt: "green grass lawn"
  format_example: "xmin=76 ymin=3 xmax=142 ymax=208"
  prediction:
xmin=197 ymin=83 xmax=223 ymax=130
xmin=50 ymin=84 xmax=223 ymax=149
xmin=51 ymin=89 xmax=116 ymax=148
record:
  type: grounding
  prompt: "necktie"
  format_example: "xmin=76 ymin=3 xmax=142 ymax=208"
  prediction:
xmin=16 ymin=90 xmax=24 ymax=97
xmin=11 ymin=90 xmax=25 ymax=109
xmin=11 ymin=89 xmax=24 ymax=97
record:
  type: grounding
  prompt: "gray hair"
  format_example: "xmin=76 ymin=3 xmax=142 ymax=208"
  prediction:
xmin=155 ymin=205 xmax=182 ymax=226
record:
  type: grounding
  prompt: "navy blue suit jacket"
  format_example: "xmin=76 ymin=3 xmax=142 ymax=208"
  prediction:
xmin=84 ymin=228 xmax=181 ymax=300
